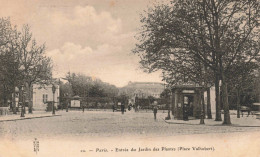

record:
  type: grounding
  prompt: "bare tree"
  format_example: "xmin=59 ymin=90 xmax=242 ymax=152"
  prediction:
xmin=0 ymin=19 xmax=53 ymax=113
xmin=17 ymin=25 xmax=53 ymax=113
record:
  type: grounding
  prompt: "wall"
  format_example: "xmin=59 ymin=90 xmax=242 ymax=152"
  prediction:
xmin=32 ymin=84 xmax=60 ymax=111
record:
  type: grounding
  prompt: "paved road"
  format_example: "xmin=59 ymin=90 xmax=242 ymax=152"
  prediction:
xmin=0 ymin=110 xmax=260 ymax=140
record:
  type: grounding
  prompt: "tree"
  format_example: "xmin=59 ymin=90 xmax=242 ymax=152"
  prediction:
xmin=0 ymin=17 xmax=20 ymax=108
xmin=65 ymin=72 xmax=119 ymax=98
xmin=0 ymin=18 xmax=53 ymax=113
xmin=160 ymin=88 xmax=171 ymax=99
xmin=134 ymin=0 xmax=259 ymax=125
xmin=227 ymin=62 xmax=259 ymax=117
xmin=17 ymin=25 xmax=53 ymax=113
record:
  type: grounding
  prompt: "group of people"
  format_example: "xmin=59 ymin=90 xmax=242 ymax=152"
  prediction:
xmin=112 ymin=101 xmax=159 ymax=121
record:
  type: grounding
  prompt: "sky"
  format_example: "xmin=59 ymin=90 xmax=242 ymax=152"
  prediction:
xmin=0 ymin=0 xmax=164 ymax=87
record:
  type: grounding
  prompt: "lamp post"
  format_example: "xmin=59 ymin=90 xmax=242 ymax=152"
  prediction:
xmin=65 ymin=93 xmax=69 ymax=112
xmin=52 ymin=84 xmax=56 ymax=115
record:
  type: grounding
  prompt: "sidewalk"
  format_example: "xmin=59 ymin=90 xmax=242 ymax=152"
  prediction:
xmin=163 ymin=114 xmax=260 ymax=127
xmin=0 ymin=111 xmax=61 ymax=122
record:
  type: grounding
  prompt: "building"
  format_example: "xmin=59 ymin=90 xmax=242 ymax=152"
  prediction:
xmin=32 ymin=84 xmax=59 ymax=111
xmin=119 ymin=82 xmax=165 ymax=104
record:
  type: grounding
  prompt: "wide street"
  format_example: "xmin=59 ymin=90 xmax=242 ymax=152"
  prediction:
xmin=0 ymin=109 xmax=260 ymax=140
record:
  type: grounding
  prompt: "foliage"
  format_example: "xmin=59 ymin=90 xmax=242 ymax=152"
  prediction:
xmin=0 ymin=17 xmax=53 ymax=106
xmin=134 ymin=0 xmax=260 ymax=124
xmin=160 ymin=88 xmax=171 ymax=98
xmin=63 ymin=72 xmax=119 ymax=98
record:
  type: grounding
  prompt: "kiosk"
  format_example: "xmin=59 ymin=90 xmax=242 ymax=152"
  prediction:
xmin=171 ymin=85 xmax=208 ymax=120
xmin=70 ymin=96 xmax=81 ymax=108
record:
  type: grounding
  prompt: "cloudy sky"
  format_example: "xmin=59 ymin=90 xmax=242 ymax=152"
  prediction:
xmin=0 ymin=0 xmax=163 ymax=87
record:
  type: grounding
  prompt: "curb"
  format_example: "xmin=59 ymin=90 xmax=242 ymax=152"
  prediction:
xmin=163 ymin=118 xmax=260 ymax=127
xmin=0 ymin=114 xmax=62 ymax=122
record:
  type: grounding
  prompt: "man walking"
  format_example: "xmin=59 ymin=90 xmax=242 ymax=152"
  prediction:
xmin=121 ymin=103 xmax=125 ymax=114
xmin=153 ymin=101 xmax=158 ymax=120
xmin=82 ymin=103 xmax=85 ymax=112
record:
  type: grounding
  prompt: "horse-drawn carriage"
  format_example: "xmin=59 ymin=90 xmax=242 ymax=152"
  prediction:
xmin=240 ymin=103 xmax=260 ymax=118
xmin=240 ymin=106 xmax=253 ymax=117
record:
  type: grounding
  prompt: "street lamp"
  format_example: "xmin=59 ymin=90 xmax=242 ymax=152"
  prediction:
xmin=65 ymin=93 xmax=69 ymax=112
xmin=52 ymin=84 xmax=56 ymax=115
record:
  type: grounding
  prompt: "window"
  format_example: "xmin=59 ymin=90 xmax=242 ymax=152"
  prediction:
xmin=43 ymin=94 xmax=48 ymax=103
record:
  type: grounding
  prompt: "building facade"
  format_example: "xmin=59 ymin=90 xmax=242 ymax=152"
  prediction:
xmin=120 ymin=82 xmax=164 ymax=97
xmin=119 ymin=82 xmax=165 ymax=104
xmin=32 ymin=84 xmax=59 ymax=111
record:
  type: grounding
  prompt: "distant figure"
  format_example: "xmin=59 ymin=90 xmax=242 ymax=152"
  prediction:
xmin=128 ymin=105 xmax=131 ymax=111
xmin=153 ymin=105 xmax=158 ymax=120
xmin=9 ymin=102 xmax=12 ymax=111
xmin=133 ymin=104 xmax=137 ymax=112
xmin=121 ymin=103 xmax=125 ymax=114
xmin=153 ymin=101 xmax=158 ymax=120
xmin=183 ymin=104 xmax=189 ymax=121
xmin=112 ymin=104 xmax=115 ymax=112
xmin=82 ymin=104 xmax=85 ymax=112
xmin=66 ymin=102 xmax=69 ymax=112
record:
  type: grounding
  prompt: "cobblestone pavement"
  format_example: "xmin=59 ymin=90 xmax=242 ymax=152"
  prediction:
xmin=0 ymin=110 xmax=260 ymax=140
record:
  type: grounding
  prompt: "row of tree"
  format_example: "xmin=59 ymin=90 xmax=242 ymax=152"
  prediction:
xmin=60 ymin=72 xmax=119 ymax=103
xmin=0 ymin=17 xmax=52 ymax=112
xmin=134 ymin=0 xmax=259 ymax=124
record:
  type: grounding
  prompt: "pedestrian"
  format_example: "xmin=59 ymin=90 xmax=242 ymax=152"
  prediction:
xmin=183 ymin=104 xmax=189 ymax=121
xmin=121 ymin=103 xmax=125 ymax=114
xmin=153 ymin=102 xmax=158 ymax=120
xmin=66 ymin=102 xmax=69 ymax=112
xmin=112 ymin=104 xmax=115 ymax=112
xmin=128 ymin=105 xmax=131 ymax=111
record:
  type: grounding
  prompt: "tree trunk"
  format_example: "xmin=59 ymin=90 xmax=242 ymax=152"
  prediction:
xmin=12 ymin=87 xmax=17 ymax=114
xmin=171 ymin=90 xmax=175 ymax=116
xmin=215 ymin=75 xmax=222 ymax=121
xmin=201 ymin=91 xmax=206 ymax=118
xmin=2 ymin=85 xmax=6 ymax=106
xmin=207 ymin=88 xmax=212 ymax=119
xmin=222 ymin=75 xmax=231 ymax=125
xmin=236 ymin=88 xmax=240 ymax=118
xmin=27 ymin=83 xmax=33 ymax=114
xmin=199 ymin=89 xmax=205 ymax=124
